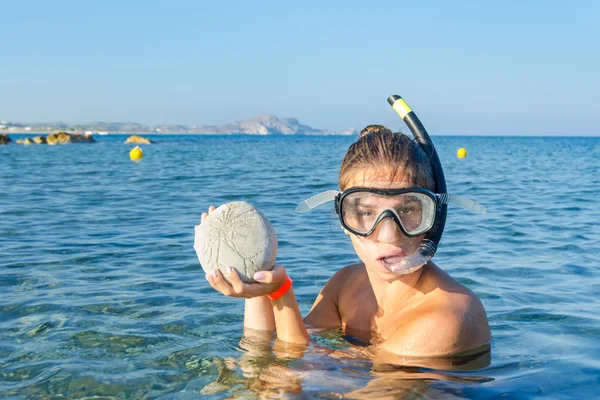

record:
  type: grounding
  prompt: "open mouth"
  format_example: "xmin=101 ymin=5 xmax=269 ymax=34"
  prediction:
xmin=378 ymin=253 xmax=407 ymax=270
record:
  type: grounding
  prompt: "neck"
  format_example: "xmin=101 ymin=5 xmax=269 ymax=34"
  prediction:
xmin=368 ymin=263 xmax=427 ymax=307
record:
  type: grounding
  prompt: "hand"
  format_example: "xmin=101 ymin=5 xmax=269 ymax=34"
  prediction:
xmin=206 ymin=264 xmax=289 ymax=299
xmin=198 ymin=205 xmax=216 ymax=226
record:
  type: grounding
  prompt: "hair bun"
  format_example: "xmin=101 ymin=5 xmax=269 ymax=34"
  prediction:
xmin=359 ymin=124 xmax=393 ymax=138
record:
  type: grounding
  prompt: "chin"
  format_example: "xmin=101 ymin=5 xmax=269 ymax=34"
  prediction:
xmin=368 ymin=259 xmax=403 ymax=280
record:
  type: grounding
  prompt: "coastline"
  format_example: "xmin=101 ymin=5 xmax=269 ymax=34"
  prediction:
xmin=2 ymin=131 xmax=599 ymax=138
xmin=0 ymin=131 xmax=357 ymax=136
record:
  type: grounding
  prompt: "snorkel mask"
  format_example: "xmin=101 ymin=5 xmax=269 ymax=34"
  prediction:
xmin=296 ymin=95 xmax=486 ymax=275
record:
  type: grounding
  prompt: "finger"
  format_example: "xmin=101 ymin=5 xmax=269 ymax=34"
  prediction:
xmin=201 ymin=205 xmax=216 ymax=224
xmin=210 ymin=269 xmax=235 ymax=295
xmin=225 ymin=267 xmax=278 ymax=298
xmin=253 ymin=270 xmax=274 ymax=284
xmin=243 ymin=283 xmax=277 ymax=298
xmin=225 ymin=266 xmax=246 ymax=294
xmin=206 ymin=271 xmax=229 ymax=295
xmin=254 ymin=265 xmax=287 ymax=284
xmin=205 ymin=273 xmax=219 ymax=289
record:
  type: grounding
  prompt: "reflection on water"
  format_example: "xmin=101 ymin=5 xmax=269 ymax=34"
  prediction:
xmin=198 ymin=329 xmax=493 ymax=399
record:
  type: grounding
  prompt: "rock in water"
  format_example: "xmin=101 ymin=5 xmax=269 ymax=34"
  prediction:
xmin=46 ymin=131 xmax=96 ymax=145
xmin=194 ymin=201 xmax=277 ymax=283
xmin=125 ymin=135 xmax=153 ymax=144
xmin=16 ymin=138 xmax=34 ymax=145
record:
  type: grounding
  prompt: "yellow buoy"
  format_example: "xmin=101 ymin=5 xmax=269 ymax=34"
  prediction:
xmin=130 ymin=146 xmax=143 ymax=161
xmin=457 ymin=147 xmax=467 ymax=158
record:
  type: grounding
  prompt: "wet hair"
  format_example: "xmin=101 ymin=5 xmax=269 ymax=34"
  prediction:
xmin=338 ymin=124 xmax=434 ymax=190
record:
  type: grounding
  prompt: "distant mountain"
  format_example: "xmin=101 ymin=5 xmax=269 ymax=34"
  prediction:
xmin=0 ymin=115 xmax=358 ymax=136
xmin=74 ymin=122 xmax=151 ymax=133
xmin=188 ymin=114 xmax=355 ymax=135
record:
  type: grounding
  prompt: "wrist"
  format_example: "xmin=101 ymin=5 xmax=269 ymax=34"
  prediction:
xmin=267 ymin=276 xmax=293 ymax=301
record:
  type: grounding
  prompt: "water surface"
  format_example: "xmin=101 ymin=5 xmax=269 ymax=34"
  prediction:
xmin=1 ymin=134 xmax=599 ymax=398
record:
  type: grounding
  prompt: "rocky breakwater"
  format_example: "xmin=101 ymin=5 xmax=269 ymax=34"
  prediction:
xmin=7 ymin=132 xmax=96 ymax=145
xmin=15 ymin=136 xmax=47 ymax=145
xmin=46 ymin=131 xmax=96 ymax=145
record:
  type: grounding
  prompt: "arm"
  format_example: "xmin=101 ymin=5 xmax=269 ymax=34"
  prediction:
xmin=271 ymin=285 xmax=310 ymax=344
xmin=207 ymin=265 xmax=309 ymax=344
xmin=303 ymin=287 xmax=341 ymax=330
xmin=304 ymin=267 xmax=350 ymax=329
xmin=244 ymin=296 xmax=275 ymax=332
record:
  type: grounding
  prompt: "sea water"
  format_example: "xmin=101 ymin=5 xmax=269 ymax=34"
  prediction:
xmin=1 ymin=134 xmax=599 ymax=398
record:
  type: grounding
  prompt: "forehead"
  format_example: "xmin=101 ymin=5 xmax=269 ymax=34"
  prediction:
xmin=344 ymin=167 xmax=415 ymax=189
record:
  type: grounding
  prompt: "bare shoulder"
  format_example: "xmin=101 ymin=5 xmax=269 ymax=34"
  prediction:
xmin=315 ymin=262 xmax=368 ymax=303
xmin=304 ymin=263 xmax=365 ymax=329
xmin=381 ymin=264 xmax=491 ymax=357
xmin=330 ymin=263 xmax=366 ymax=285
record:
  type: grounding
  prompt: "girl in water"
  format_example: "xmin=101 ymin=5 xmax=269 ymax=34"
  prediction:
xmin=203 ymin=124 xmax=490 ymax=357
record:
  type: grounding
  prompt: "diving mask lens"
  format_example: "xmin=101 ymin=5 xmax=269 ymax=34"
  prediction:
xmin=340 ymin=190 xmax=436 ymax=237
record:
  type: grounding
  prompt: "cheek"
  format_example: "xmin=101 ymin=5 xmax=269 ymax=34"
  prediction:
xmin=349 ymin=235 xmax=377 ymax=260
xmin=404 ymin=235 xmax=425 ymax=251
xmin=412 ymin=234 xmax=426 ymax=243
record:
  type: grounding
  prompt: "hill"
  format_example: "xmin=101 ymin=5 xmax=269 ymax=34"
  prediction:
xmin=0 ymin=115 xmax=357 ymax=135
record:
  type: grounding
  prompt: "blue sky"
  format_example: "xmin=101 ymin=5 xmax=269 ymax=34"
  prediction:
xmin=1 ymin=0 xmax=598 ymax=135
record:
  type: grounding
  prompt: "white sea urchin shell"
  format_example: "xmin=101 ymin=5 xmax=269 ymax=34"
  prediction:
xmin=194 ymin=201 xmax=277 ymax=283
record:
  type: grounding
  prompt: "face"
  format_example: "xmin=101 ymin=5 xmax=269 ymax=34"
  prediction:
xmin=342 ymin=168 xmax=426 ymax=280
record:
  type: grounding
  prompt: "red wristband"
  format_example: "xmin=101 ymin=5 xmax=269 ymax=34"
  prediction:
xmin=267 ymin=276 xmax=293 ymax=301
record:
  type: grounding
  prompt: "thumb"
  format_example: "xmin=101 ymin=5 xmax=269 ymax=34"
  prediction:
xmin=253 ymin=264 xmax=287 ymax=284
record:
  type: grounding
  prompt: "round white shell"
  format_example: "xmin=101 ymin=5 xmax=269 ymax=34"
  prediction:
xmin=194 ymin=201 xmax=277 ymax=283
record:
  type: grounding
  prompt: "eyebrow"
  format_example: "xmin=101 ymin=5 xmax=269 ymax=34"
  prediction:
xmin=352 ymin=198 xmax=376 ymax=207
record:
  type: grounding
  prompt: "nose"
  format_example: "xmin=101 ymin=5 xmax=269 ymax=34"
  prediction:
xmin=375 ymin=218 xmax=403 ymax=243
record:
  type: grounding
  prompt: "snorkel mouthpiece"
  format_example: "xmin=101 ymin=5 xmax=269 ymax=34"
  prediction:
xmin=384 ymin=240 xmax=436 ymax=275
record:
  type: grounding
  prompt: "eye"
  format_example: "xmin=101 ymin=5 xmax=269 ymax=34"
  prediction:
xmin=357 ymin=209 xmax=374 ymax=217
xmin=398 ymin=206 xmax=417 ymax=214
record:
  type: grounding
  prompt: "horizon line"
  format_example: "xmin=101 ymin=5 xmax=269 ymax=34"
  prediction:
xmin=2 ymin=131 xmax=599 ymax=138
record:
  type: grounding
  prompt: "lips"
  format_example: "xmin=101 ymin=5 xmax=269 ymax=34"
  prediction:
xmin=378 ymin=250 xmax=407 ymax=261
xmin=378 ymin=251 xmax=408 ymax=270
